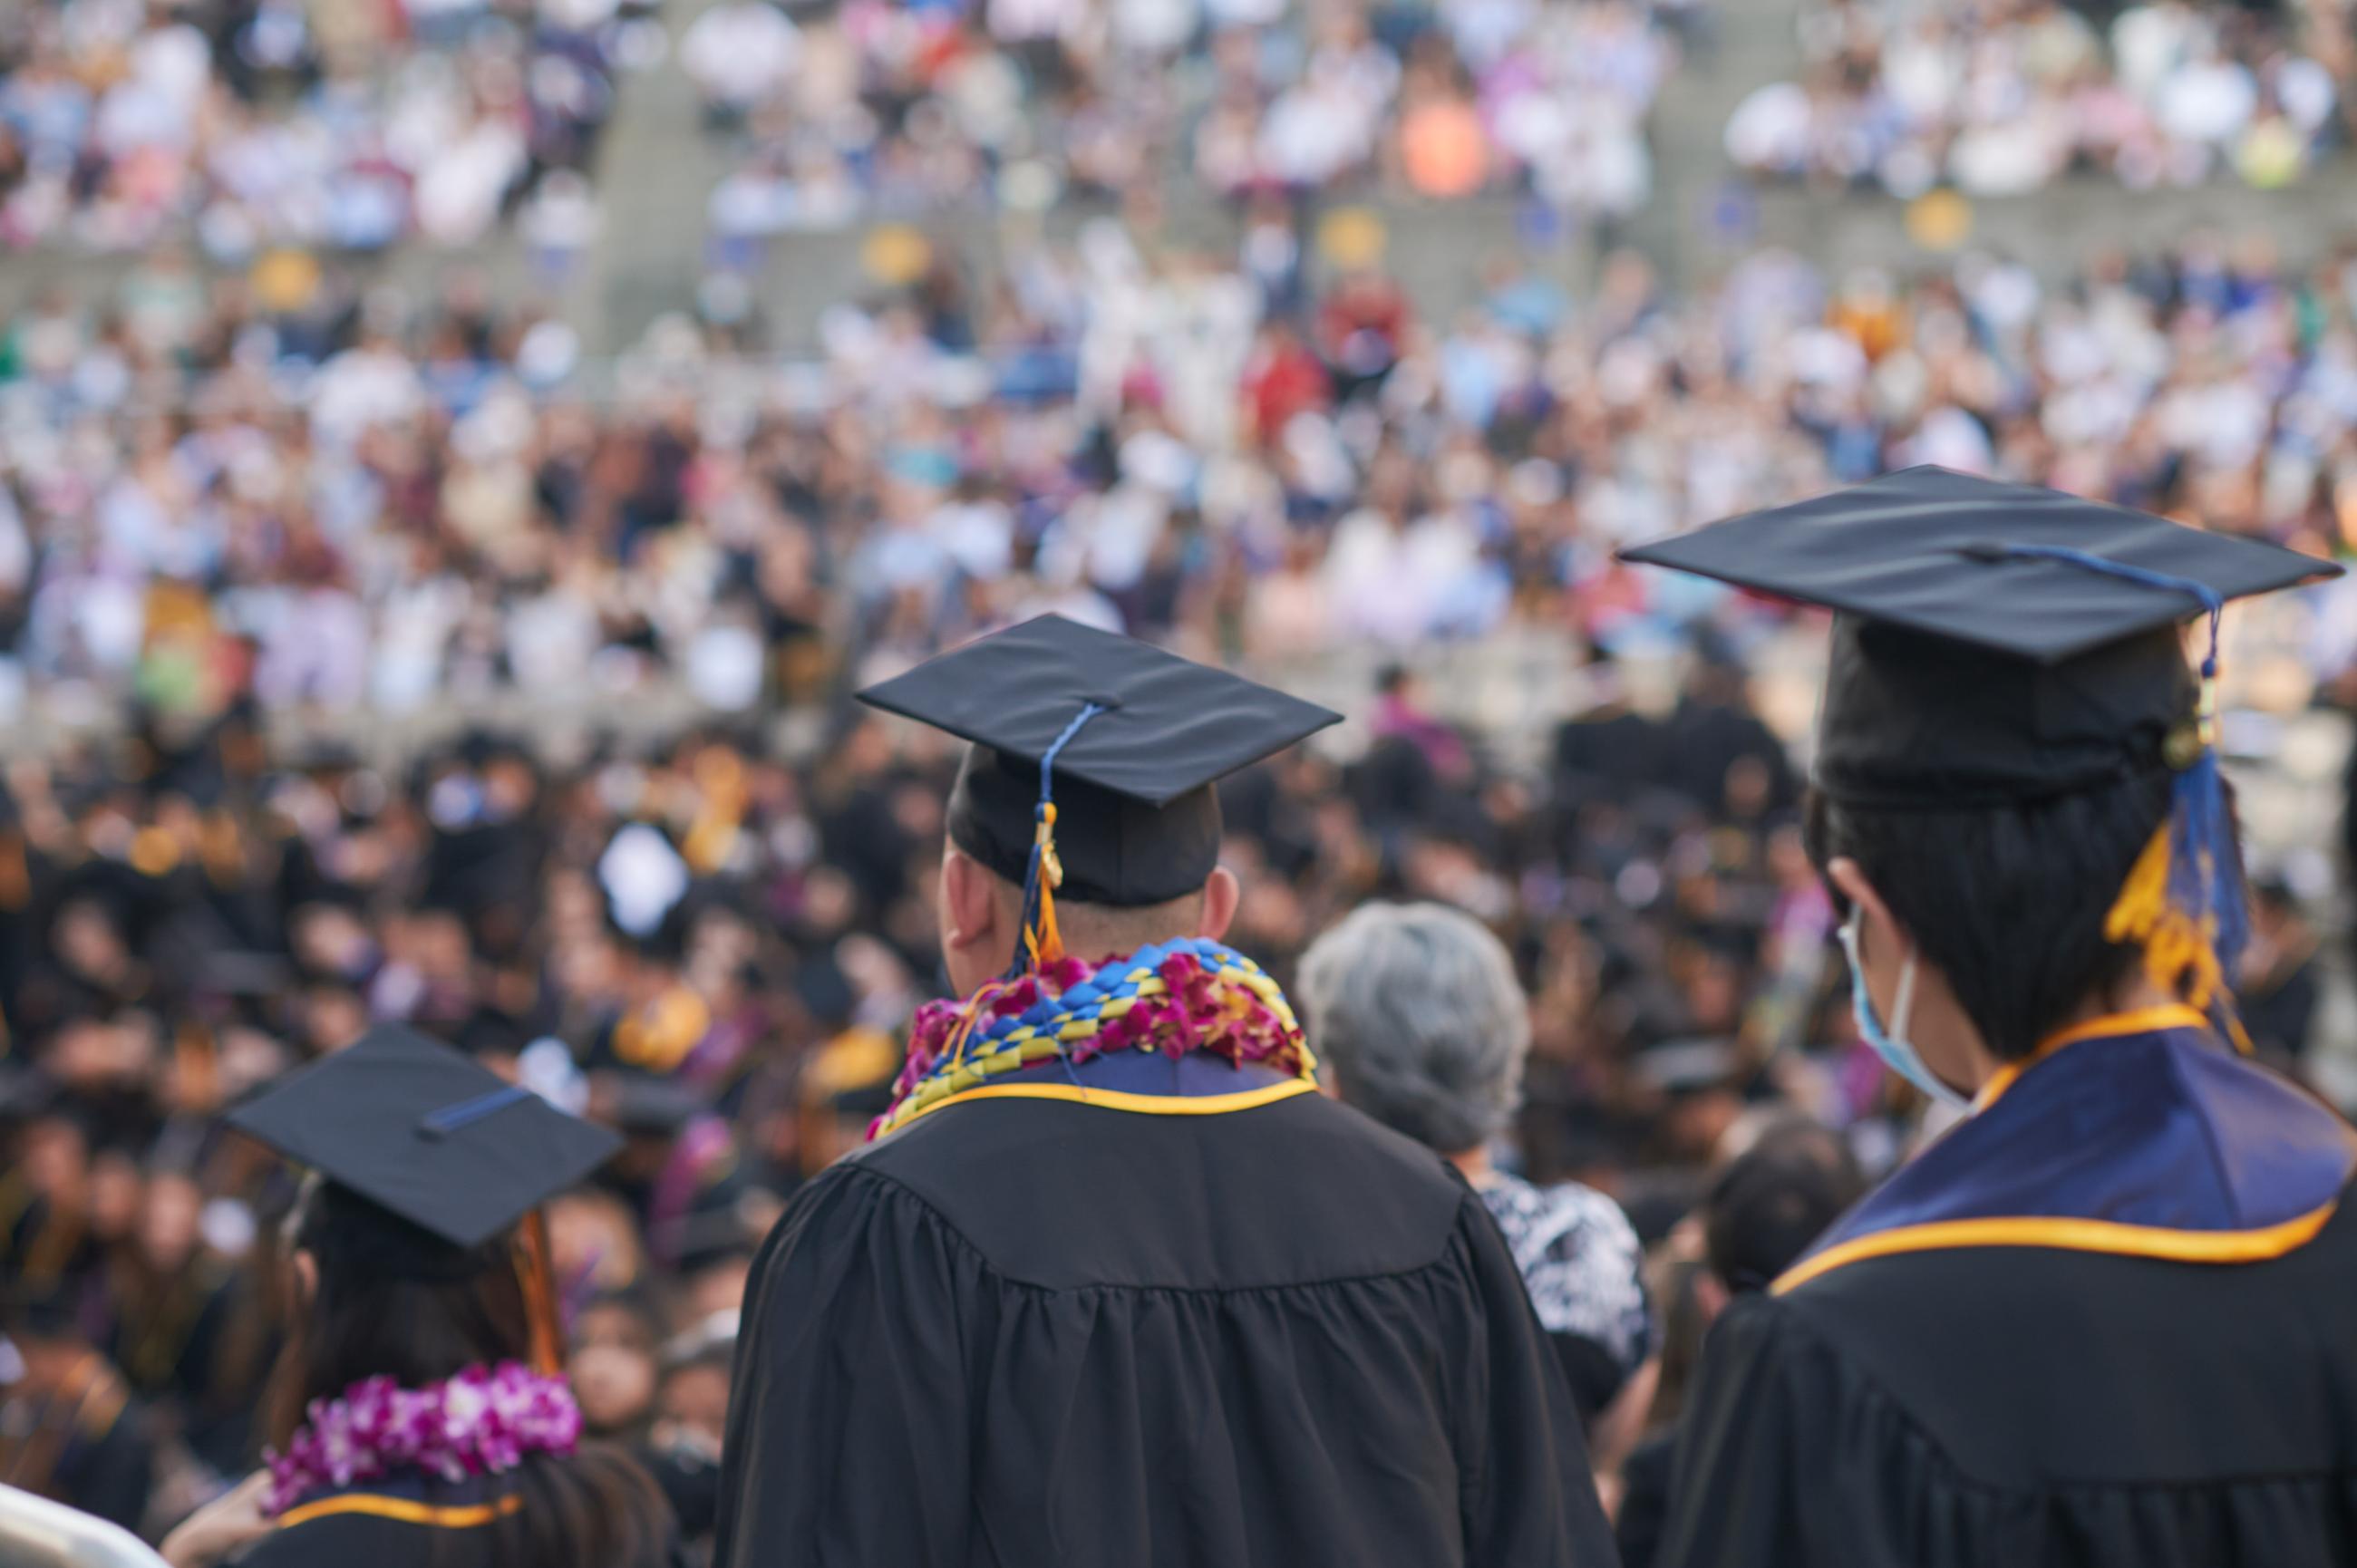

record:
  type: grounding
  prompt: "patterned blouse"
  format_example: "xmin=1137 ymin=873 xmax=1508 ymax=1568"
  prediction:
xmin=1477 ymin=1173 xmax=1656 ymax=1418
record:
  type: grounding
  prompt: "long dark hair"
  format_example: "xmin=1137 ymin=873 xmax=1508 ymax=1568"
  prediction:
xmin=268 ymin=1179 xmax=672 ymax=1568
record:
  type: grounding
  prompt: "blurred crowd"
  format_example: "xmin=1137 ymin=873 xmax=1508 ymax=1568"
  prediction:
xmin=0 ymin=0 xmax=1693 ymax=258
xmin=635 ymin=0 xmax=1682 ymax=239
xmin=0 ymin=0 xmax=644 ymax=256
xmin=5 ymin=201 xmax=2357 ymax=1551
xmin=1728 ymin=0 xmax=2356 ymax=194
xmin=0 ymin=612 xmax=1862 ymax=1545
xmin=5 ymin=218 xmax=2357 ymax=719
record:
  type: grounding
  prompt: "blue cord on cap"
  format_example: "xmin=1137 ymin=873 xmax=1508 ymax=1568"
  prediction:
xmin=1007 ymin=702 xmax=1105 ymax=979
xmin=418 ymin=1083 xmax=534 ymax=1140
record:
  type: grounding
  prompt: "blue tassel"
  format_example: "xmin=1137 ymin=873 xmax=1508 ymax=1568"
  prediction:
xmin=2168 ymin=735 xmax=2245 ymax=974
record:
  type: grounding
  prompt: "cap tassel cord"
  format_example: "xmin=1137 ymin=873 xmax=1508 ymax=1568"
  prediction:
xmin=1983 ymin=545 xmax=2250 ymax=1050
xmin=1013 ymin=703 xmax=1104 ymax=979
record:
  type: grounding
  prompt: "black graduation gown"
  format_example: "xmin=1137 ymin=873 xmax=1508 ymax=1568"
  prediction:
xmin=714 ymin=1059 xmax=1615 ymax=1568
xmin=1659 ymin=1010 xmax=2357 ymax=1568
xmin=0 ymin=1356 xmax=153 ymax=1534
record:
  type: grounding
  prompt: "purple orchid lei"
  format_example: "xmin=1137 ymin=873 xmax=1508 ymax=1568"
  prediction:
xmin=264 ymin=1360 xmax=583 ymax=1517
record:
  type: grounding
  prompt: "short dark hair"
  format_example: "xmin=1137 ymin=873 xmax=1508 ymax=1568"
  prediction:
xmin=1802 ymin=765 xmax=2176 ymax=1061
xmin=1703 ymin=1119 xmax=1867 ymax=1292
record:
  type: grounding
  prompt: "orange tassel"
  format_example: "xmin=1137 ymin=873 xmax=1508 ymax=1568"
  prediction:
xmin=1029 ymin=802 xmax=1067 ymax=968
xmin=517 ymin=1210 xmax=563 ymax=1376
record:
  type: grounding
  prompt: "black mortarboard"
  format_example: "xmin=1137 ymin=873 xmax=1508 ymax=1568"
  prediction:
xmin=227 ymin=1025 xmax=621 ymax=1262
xmin=856 ymin=615 xmax=1340 ymax=907
xmin=1622 ymin=467 xmax=2338 ymax=808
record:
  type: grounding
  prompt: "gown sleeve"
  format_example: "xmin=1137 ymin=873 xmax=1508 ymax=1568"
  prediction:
xmin=1448 ymin=1196 xmax=1620 ymax=1567
xmin=713 ymin=1165 xmax=976 ymax=1568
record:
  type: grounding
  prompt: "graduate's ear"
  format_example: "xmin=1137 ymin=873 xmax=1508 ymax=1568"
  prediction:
xmin=1828 ymin=857 xmax=1910 ymax=963
xmin=1196 ymin=866 xmax=1240 ymax=944
xmin=292 ymin=1248 xmax=319 ymax=1307
xmin=1693 ymin=1268 xmax=1731 ymax=1325
xmin=941 ymin=848 xmax=999 ymax=956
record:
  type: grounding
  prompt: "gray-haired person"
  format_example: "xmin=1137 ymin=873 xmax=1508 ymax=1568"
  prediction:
xmin=1302 ymin=902 xmax=1659 ymax=1476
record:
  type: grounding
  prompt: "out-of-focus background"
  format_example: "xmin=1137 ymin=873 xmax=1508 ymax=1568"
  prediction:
xmin=2 ymin=0 xmax=2355 ymax=1549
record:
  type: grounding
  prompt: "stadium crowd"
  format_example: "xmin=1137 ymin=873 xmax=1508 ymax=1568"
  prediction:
xmin=1728 ymin=0 xmax=2356 ymax=193
xmin=3 ymin=203 xmax=2356 ymax=1555
xmin=0 ymin=0 xmax=644 ymax=256
xmin=0 ymin=0 xmax=1691 ymax=259
xmin=5 ymin=219 xmax=2357 ymax=712
xmin=689 ymin=0 xmax=1684 ymax=235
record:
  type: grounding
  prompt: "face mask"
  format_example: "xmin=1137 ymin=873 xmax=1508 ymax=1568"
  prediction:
xmin=1838 ymin=909 xmax=1966 ymax=1109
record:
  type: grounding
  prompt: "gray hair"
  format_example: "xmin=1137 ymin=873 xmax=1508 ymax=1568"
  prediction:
xmin=1298 ymin=901 xmax=1530 ymax=1155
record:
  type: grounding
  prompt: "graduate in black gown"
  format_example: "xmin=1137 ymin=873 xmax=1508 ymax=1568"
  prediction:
xmin=0 ymin=1279 xmax=156 ymax=1536
xmin=1624 ymin=467 xmax=2357 ymax=1568
xmin=715 ymin=615 xmax=1616 ymax=1568
xmin=161 ymin=1026 xmax=678 ymax=1568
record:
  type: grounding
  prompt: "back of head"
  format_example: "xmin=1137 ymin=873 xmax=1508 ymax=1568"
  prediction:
xmin=1625 ymin=469 xmax=2333 ymax=1066
xmin=1702 ymin=1119 xmax=1867 ymax=1294
xmin=1301 ymin=901 xmax=1529 ymax=1155
xmin=1803 ymin=763 xmax=2176 ymax=1060
xmin=274 ymin=1181 xmax=671 ymax=1568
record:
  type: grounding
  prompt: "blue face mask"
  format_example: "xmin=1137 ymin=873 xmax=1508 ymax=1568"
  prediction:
xmin=1838 ymin=910 xmax=1966 ymax=1109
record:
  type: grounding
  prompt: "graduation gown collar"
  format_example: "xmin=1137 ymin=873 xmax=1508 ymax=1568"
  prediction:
xmin=884 ymin=1050 xmax=1317 ymax=1132
xmin=1778 ymin=1004 xmax=2357 ymax=1294
xmin=270 ymin=1469 xmax=523 ymax=1533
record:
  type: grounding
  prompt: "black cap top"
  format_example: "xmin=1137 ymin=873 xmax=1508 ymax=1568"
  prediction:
xmin=857 ymin=615 xmax=1341 ymax=905
xmin=1621 ymin=466 xmax=2332 ymax=664
xmin=1621 ymin=468 xmax=2340 ymax=808
xmin=228 ymin=1025 xmax=621 ymax=1254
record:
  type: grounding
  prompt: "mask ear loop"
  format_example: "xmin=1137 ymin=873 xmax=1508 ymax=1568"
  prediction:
xmin=1887 ymin=949 xmax=1919 ymax=1045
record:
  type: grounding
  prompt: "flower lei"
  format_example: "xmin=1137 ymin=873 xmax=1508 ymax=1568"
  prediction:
xmin=264 ymin=1360 xmax=582 ymax=1518
xmin=871 ymin=937 xmax=1314 ymax=1139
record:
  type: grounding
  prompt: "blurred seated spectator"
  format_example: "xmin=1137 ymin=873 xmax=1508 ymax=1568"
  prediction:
xmin=0 ymin=1276 xmax=158 ymax=1536
xmin=2240 ymin=874 xmax=2322 ymax=1068
xmin=1303 ymin=901 xmax=1660 ymax=1473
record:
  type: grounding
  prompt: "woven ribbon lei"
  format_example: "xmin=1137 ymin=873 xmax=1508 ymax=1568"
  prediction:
xmin=870 ymin=937 xmax=1315 ymax=1138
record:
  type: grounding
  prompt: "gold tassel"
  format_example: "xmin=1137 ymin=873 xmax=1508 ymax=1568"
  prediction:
xmin=1028 ymin=803 xmax=1066 ymax=968
xmin=2103 ymin=826 xmax=2237 ymax=1039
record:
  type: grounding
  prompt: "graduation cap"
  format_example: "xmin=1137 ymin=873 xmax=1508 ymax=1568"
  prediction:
xmin=1622 ymin=465 xmax=2341 ymax=1030
xmin=857 ymin=616 xmax=1338 ymax=968
xmin=227 ymin=1025 xmax=621 ymax=1266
